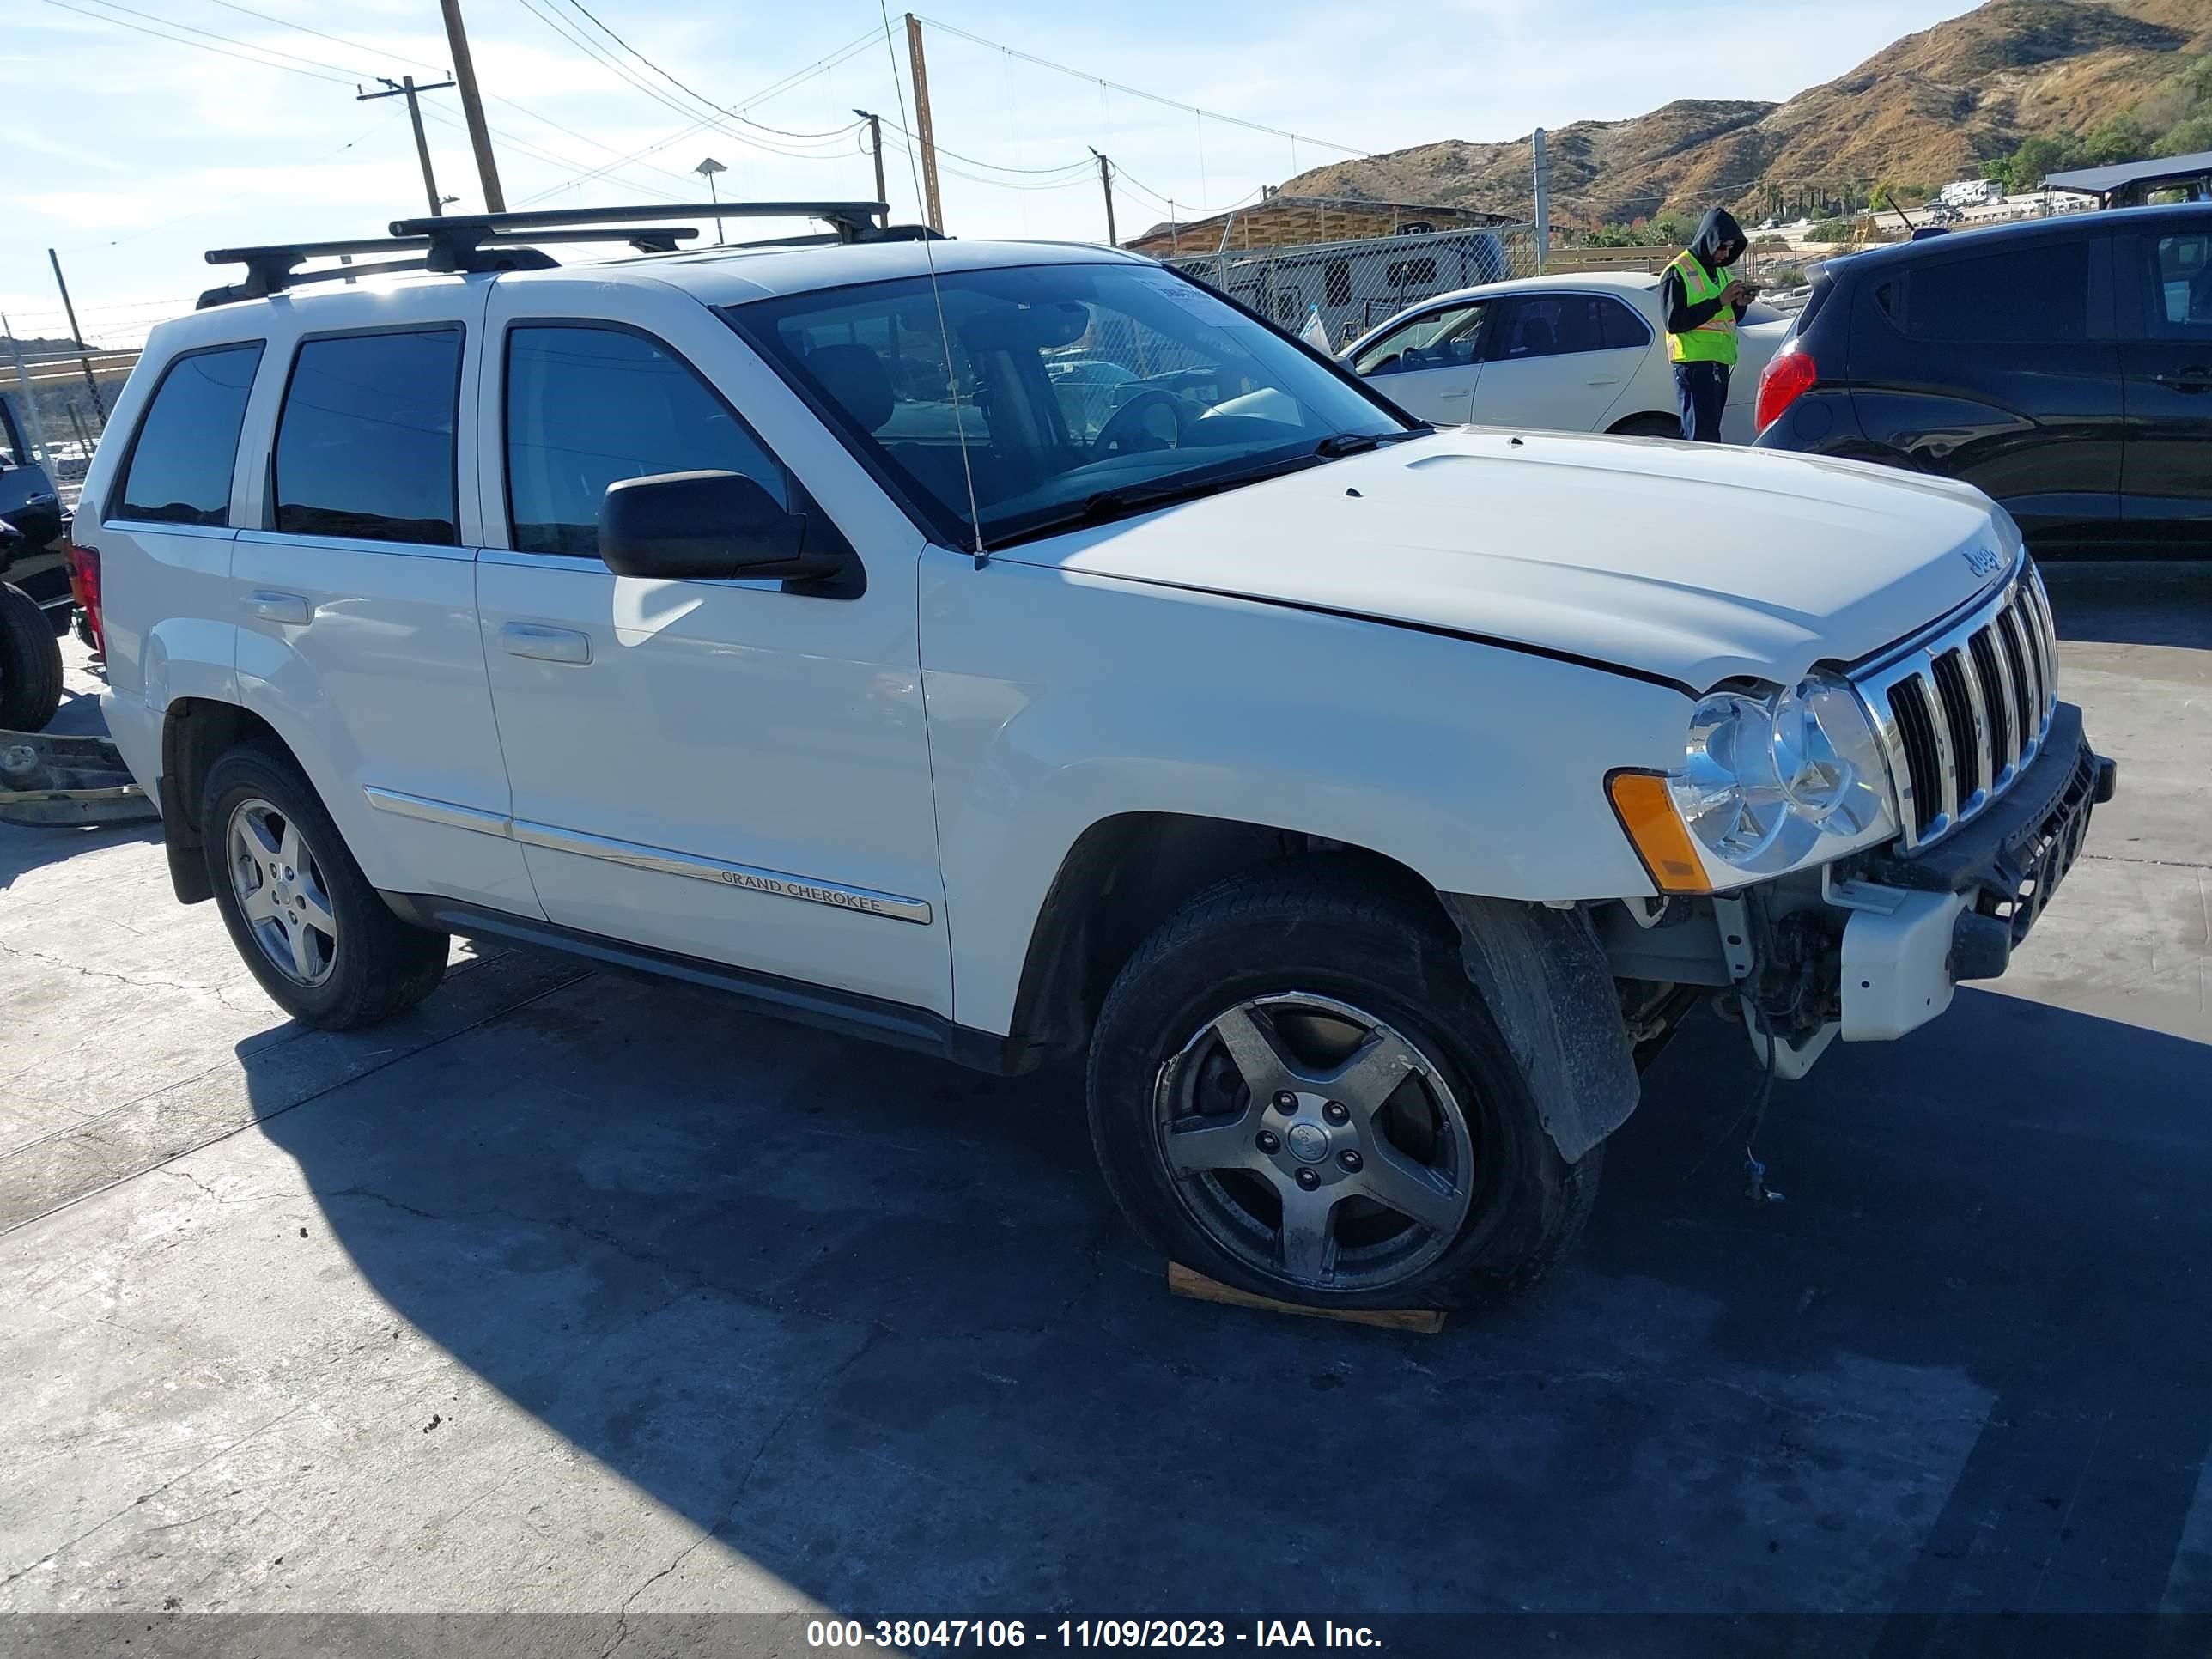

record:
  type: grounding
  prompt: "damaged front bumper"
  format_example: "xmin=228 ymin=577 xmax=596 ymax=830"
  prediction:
xmin=1834 ymin=700 xmax=2111 ymax=1042
xmin=1602 ymin=702 xmax=2114 ymax=1079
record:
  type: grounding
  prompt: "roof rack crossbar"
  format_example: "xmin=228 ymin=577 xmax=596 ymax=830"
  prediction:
xmin=198 ymin=254 xmax=437 ymax=311
xmin=390 ymin=200 xmax=890 ymax=245
xmin=198 ymin=199 xmax=905 ymax=310
xmin=204 ymin=235 xmax=434 ymax=266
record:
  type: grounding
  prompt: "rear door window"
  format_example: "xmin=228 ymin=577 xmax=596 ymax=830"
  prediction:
xmin=503 ymin=325 xmax=787 ymax=556
xmin=113 ymin=343 xmax=264 ymax=526
xmin=273 ymin=327 xmax=463 ymax=545
xmin=1488 ymin=295 xmax=1609 ymax=360
xmin=1906 ymin=240 xmax=2090 ymax=344
xmin=2142 ymin=231 xmax=2212 ymax=338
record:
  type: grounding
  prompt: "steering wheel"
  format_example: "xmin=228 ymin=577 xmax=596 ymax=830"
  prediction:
xmin=1092 ymin=388 xmax=1190 ymax=458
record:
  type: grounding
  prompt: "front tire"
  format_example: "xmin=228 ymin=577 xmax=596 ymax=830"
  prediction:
xmin=1086 ymin=868 xmax=1600 ymax=1310
xmin=202 ymin=744 xmax=448 ymax=1029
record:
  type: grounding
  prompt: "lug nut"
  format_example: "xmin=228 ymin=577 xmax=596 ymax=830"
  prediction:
xmin=1338 ymin=1150 xmax=1363 ymax=1172
xmin=1273 ymin=1091 xmax=1297 ymax=1111
xmin=1295 ymin=1168 xmax=1321 ymax=1190
xmin=1255 ymin=1131 xmax=1281 ymax=1154
xmin=1323 ymin=1101 xmax=1349 ymax=1124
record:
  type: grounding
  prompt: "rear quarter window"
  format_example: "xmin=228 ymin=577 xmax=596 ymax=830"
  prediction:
xmin=1904 ymin=239 xmax=2090 ymax=344
xmin=112 ymin=343 xmax=264 ymax=526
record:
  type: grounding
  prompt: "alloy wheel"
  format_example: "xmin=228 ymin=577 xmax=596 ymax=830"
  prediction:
xmin=227 ymin=797 xmax=339 ymax=988
xmin=1153 ymin=991 xmax=1477 ymax=1293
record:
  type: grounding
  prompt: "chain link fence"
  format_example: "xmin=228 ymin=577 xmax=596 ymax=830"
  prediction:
xmin=1166 ymin=223 xmax=1541 ymax=353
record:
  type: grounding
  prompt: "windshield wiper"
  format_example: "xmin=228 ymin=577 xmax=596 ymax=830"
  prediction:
xmin=988 ymin=453 xmax=1334 ymax=549
xmin=1313 ymin=427 xmax=1429 ymax=458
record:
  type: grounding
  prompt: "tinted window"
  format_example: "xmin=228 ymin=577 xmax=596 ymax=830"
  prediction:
xmin=505 ymin=325 xmax=785 ymax=556
xmin=274 ymin=328 xmax=461 ymax=544
xmin=1599 ymin=295 xmax=1654 ymax=349
xmin=2144 ymin=232 xmax=2212 ymax=338
xmin=1325 ymin=260 xmax=1352 ymax=307
xmin=1907 ymin=240 xmax=2088 ymax=344
xmin=115 ymin=343 xmax=264 ymax=526
xmin=1490 ymin=295 xmax=1611 ymax=361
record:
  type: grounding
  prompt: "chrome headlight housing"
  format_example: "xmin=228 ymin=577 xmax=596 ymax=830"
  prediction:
xmin=1667 ymin=672 xmax=1899 ymax=877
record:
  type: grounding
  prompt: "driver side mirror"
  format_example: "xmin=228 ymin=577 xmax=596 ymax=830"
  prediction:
xmin=598 ymin=470 xmax=858 ymax=594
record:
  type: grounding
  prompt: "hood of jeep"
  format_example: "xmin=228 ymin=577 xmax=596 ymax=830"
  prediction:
xmin=1001 ymin=427 xmax=2014 ymax=692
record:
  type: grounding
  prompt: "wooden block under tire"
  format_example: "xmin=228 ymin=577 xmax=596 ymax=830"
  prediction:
xmin=1165 ymin=1262 xmax=1445 ymax=1333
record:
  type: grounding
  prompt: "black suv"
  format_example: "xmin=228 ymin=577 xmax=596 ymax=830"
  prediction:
xmin=1753 ymin=204 xmax=2211 ymax=554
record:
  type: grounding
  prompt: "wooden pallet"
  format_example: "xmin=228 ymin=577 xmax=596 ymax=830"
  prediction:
xmin=1165 ymin=1262 xmax=1445 ymax=1333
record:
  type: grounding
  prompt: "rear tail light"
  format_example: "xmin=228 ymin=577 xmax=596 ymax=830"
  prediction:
xmin=1755 ymin=342 xmax=1817 ymax=435
xmin=66 ymin=536 xmax=104 ymax=657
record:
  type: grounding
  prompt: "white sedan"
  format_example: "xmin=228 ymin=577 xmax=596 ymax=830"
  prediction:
xmin=1341 ymin=272 xmax=1792 ymax=444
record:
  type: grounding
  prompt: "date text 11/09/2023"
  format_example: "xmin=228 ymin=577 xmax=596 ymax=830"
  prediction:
xmin=806 ymin=1620 xmax=1383 ymax=1650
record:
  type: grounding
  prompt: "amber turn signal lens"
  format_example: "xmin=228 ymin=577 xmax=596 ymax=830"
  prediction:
xmin=1607 ymin=771 xmax=1711 ymax=895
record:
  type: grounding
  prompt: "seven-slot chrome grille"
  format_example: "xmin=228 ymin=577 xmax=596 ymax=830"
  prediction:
xmin=1851 ymin=559 xmax=2059 ymax=852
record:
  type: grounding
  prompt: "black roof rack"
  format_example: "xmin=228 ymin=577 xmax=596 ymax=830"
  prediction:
xmin=198 ymin=199 xmax=902 ymax=310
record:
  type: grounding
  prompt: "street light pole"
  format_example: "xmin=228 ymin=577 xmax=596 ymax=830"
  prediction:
xmin=694 ymin=157 xmax=727 ymax=244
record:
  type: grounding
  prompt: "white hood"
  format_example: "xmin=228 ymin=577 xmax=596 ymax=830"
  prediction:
xmin=1006 ymin=428 xmax=2014 ymax=692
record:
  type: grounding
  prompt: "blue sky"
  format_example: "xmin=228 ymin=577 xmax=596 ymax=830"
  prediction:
xmin=3 ymin=0 xmax=1980 ymax=342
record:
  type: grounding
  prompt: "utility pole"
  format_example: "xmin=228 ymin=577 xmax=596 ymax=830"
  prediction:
xmin=46 ymin=249 xmax=104 ymax=426
xmin=1090 ymin=148 xmax=1117 ymax=246
xmin=1532 ymin=126 xmax=1550 ymax=275
xmin=437 ymin=0 xmax=505 ymax=211
xmin=358 ymin=75 xmax=457 ymax=217
xmin=903 ymin=14 xmax=943 ymax=234
xmin=854 ymin=110 xmax=888 ymax=223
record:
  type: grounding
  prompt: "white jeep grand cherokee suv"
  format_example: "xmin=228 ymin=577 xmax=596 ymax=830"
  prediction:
xmin=81 ymin=205 xmax=2112 ymax=1312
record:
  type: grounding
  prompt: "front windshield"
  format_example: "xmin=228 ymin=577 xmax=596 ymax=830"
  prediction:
xmin=726 ymin=261 xmax=1409 ymax=549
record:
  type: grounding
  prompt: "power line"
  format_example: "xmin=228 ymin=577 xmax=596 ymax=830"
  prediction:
xmin=555 ymin=0 xmax=862 ymax=141
xmin=194 ymin=0 xmax=445 ymax=76
xmin=514 ymin=23 xmax=891 ymax=204
xmin=185 ymin=0 xmax=701 ymax=191
xmin=915 ymin=15 xmax=1366 ymax=158
xmin=34 ymin=0 xmax=358 ymax=85
xmin=74 ymin=0 xmax=370 ymax=77
xmin=508 ymin=0 xmax=861 ymax=165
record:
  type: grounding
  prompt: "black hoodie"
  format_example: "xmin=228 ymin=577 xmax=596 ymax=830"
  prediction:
xmin=1660 ymin=208 xmax=1748 ymax=340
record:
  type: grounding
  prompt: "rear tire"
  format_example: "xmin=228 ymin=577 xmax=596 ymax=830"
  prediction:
xmin=201 ymin=743 xmax=448 ymax=1029
xmin=1085 ymin=866 xmax=1601 ymax=1310
xmin=0 ymin=580 xmax=64 ymax=732
xmin=1609 ymin=413 xmax=1683 ymax=440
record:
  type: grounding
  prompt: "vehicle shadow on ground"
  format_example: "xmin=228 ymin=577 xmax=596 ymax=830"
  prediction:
xmin=2041 ymin=559 xmax=2212 ymax=650
xmin=0 ymin=819 xmax=158 ymax=890
xmin=236 ymin=967 xmax=2212 ymax=1619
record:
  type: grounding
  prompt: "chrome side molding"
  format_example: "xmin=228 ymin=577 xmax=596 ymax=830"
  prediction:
xmin=362 ymin=785 xmax=932 ymax=925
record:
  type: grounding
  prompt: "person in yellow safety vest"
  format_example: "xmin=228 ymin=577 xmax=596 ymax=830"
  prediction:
xmin=1660 ymin=208 xmax=1754 ymax=441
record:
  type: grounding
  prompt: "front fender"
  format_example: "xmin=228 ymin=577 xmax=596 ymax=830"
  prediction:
xmin=923 ymin=554 xmax=1690 ymax=1035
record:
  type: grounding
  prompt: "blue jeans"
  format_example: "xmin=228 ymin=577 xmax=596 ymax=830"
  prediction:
xmin=1674 ymin=361 xmax=1730 ymax=442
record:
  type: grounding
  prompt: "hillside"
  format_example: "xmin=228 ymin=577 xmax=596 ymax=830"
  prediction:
xmin=1280 ymin=0 xmax=2212 ymax=226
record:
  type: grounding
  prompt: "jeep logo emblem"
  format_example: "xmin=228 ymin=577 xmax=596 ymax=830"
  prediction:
xmin=1963 ymin=545 xmax=2003 ymax=579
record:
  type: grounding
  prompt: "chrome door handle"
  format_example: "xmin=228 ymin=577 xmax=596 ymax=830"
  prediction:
xmin=501 ymin=622 xmax=592 ymax=664
xmin=245 ymin=591 xmax=309 ymax=625
xmin=2152 ymin=368 xmax=2212 ymax=392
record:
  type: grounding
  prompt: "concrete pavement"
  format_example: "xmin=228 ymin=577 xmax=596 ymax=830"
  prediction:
xmin=1 ymin=565 xmax=2206 ymax=1639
